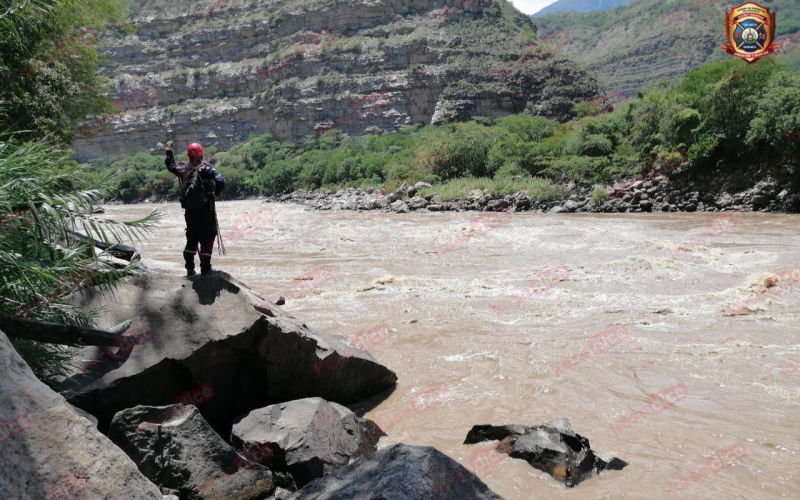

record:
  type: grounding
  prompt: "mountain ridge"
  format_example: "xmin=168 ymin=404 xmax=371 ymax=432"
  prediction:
xmin=535 ymin=0 xmax=800 ymax=95
xmin=533 ymin=0 xmax=630 ymax=18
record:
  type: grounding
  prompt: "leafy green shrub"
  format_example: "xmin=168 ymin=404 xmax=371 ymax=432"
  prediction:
xmin=539 ymin=156 xmax=597 ymax=184
xmin=668 ymin=107 xmax=701 ymax=146
xmin=590 ymin=185 xmax=610 ymax=205
xmin=578 ymin=134 xmax=614 ymax=157
xmin=1 ymin=0 xmax=127 ymax=143
xmin=215 ymin=167 xmax=258 ymax=198
xmin=494 ymin=162 xmax=527 ymax=178
xmin=112 ymin=170 xmax=149 ymax=201
xmin=109 ymin=151 xmax=162 ymax=172
xmin=254 ymin=160 xmax=302 ymax=194
xmin=417 ymin=176 xmax=567 ymax=203
xmin=495 ymin=115 xmax=559 ymax=142
xmin=487 ymin=133 xmax=529 ymax=175
xmin=429 ymin=122 xmax=499 ymax=180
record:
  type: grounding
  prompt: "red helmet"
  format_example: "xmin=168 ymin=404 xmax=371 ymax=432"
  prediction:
xmin=187 ymin=142 xmax=204 ymax=160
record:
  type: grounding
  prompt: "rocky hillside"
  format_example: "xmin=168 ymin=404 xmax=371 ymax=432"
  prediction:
xmin=536 ymin=0 xmax=800 ymax=94
xmin=72 ymin=0 xmax=602 ymax=161
xmin=532 ymin=0 xmax=630 ymax=18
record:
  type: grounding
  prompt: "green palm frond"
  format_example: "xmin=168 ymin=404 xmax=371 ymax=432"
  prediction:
xmin=0 ymin=133 xmax=161 ymax=385
xmin=0 ymin=138 xmax=160 ymax=246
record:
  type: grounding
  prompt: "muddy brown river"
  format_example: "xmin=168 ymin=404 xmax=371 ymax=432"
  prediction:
xmin=104 ymin=200 xmax=800 ymax=500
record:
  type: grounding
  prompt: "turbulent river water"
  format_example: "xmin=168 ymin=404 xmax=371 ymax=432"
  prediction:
xmin=104 ymin=200 xmax=799 ymax=500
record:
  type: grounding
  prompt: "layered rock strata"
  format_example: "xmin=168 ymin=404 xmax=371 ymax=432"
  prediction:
xmin=72 ymin=0 xmax=601 ymax=161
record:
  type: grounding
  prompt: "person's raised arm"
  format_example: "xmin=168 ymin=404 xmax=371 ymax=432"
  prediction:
xmin=165 ymin=140 xmax=179 ymax=176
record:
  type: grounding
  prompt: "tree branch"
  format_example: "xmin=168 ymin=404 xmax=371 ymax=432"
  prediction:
xmin=0 ymin=314 xmax=131 ymax=346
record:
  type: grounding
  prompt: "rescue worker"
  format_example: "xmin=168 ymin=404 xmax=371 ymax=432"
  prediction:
xmin=165 ymin=140 xmax=225 ymax=276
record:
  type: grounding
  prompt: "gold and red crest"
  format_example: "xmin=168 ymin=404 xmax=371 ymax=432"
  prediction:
xmin=722 ymin=2 xmax=778 ymax=63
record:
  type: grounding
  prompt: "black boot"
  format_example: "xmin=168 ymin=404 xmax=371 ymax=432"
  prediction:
xmin=187 ymin=269 xmax=197 ymax=277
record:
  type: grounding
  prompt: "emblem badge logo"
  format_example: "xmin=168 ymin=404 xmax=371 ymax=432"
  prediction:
xmin=722 ymin=2 xmax=778 ymax=63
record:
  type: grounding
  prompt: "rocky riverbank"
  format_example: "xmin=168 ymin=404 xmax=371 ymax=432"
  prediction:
xmin=1 ymin=269 xmax=635 ymax=499
xmin=267 ymin=173 xmax=800 ymax=214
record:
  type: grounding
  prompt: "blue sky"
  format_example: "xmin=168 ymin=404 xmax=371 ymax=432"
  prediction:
xmin=509 ymin=0 xmax=560 ymax=15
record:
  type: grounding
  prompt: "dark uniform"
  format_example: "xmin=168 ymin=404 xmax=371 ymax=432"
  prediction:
xmin=165 ymin=150 xmax=225 ymax=274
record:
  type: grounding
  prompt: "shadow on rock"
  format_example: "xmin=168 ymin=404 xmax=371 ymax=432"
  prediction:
xmin=285 ymin=443 xmax=505 ymax=500
xmin=189 ymin=271 xmax=243 ymax=305
xmin=108 ymin=404 xmax=275 ymax=500
xmin=57 ymin=271 xmax=398 ymax=436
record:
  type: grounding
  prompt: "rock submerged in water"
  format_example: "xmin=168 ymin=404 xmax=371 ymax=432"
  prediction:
xmin=108 ymin=404 xmax=276 ymax=500
xmin=58 ymin=271 xmax=397 ymax=434
xmin=464 ymin=418 xmax=627 ymax=487
xmin=286 ymin=443 xmax=506 ymax=500
xmin=231 ymin=397 xmax=384 ymax=488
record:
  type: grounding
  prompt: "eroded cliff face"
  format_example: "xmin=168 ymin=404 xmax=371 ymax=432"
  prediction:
xmin=73 ymin=0 xmax=601 ymax=161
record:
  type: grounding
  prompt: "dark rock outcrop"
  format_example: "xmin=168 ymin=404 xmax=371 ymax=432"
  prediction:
xmin=464 ymin=418 xmax=627 ymax=487
xmin=231 ymin=397 xmax=384 ymax=488
xmin=286 ymin=443 xmax=506 ymax=500
xmin=0 ymin=330 xmax=163 ymax=500
xmin=108 ymin=404 xmax=275 ymax=500
xmin=58 ymin=271 xmax=397 ymax=434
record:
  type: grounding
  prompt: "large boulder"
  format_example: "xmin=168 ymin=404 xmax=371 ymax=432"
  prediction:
xmin=58 ymin=272 xmax=397 ymax=434
xmin=231 ymin=398 xmax=384 ymax=488
xmin=0 ymin=330 xmax=163 ymax=500
xmin=389 ymin=200 xmax=409 ymax=213
xmin=464 ymin=418 xmax=627 ymax=487
xmin=286 ymin=444 xmax=506 ymax=500
xmin=407 ymin=196 xmax=429 ymax=210
xmin=788 ymin=193 xmax=800 ymax=212
xmin=563 ymin=200 xmax=579 ymax=212
xmin=108 ymin=404 xmax=275 ymax=500
xmin=750 ymin=194 xmax=770 ymax=207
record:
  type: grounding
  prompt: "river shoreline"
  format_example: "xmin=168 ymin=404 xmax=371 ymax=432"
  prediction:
xmin=263 ymin=174 xmax=799 ymax=214
xmin=117 ymin=169 xmax=800 ymax=214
